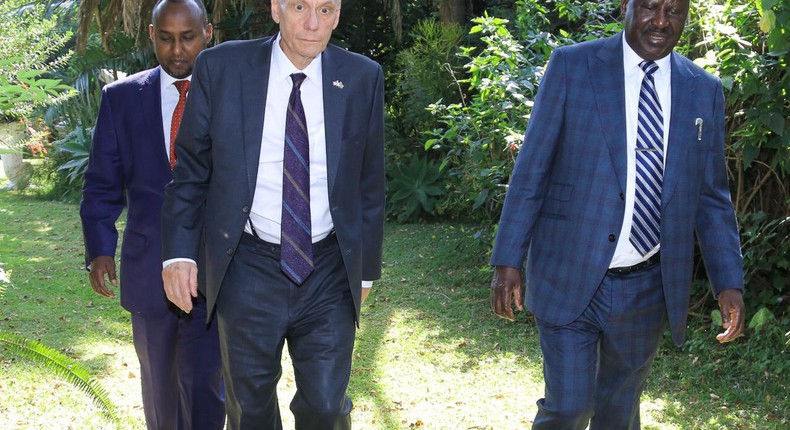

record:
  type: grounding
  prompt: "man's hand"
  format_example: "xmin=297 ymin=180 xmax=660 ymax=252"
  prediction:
xmin=89 ymin=256 xmax=117 ymax=298
xmin=490 ymin=266 xmax=524 ymax=321
xmin=162 ymin=261 xmax=199 ymax=313
xmin=716 ymin=288 xmax=745 ymax=343
xmin=361 ymin=287 xmax=371 ymax=304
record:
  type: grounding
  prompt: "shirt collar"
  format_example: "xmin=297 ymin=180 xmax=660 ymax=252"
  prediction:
xmin=271 ymin=33 xmax=323 ymax=86
xmin=159 ymin=66 xmax=191 ymax=92
xmin=621 ymin=32 xmax=671 ymax=78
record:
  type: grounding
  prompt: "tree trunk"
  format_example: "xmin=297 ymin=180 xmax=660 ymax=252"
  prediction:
xmin=438 ymin=0 xmax=468 ymax=24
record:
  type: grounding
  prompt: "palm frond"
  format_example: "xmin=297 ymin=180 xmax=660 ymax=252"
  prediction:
xmin=0 ymin=330 xmax=119 ymax=424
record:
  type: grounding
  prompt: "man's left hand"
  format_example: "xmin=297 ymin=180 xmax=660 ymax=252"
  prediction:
xmin=716 ymin=288 xmax=745 ymax=343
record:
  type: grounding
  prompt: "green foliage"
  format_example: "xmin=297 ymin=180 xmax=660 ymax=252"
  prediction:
xmin=0 ymin=245 xmax=118 ymax=424
xmin=738 ymin=211 xmax=789 ymax=314
xmin=387 ymin=156 xmax=446 ymax=223
xmin=55 ymin=125 xmax=93 ymax=185
xmin=0 ymin=331 xmax=119 ymax=424
xmin=425 ymin=11 xmax=546 ymax=221
xmin=423 ymin=1 xmax=623 ymax=222
xmin=708 ymin=306 xmax=790 ymax=380
xmin=684 ymin=0 xmax=789 ymax=219
xmin=394 ymin=19 xmax=465 ymax=136
xmin=0 ymin=1 xmax=75 ymax=120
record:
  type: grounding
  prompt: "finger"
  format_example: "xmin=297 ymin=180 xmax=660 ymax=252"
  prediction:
xmin=89 ymin=272 xmax=114 ymax=297
xmin=716 ymin=325 xmax=740 ymax=343
xmin=514 ymin=284 xmax=524 ymax=312
xmin=189 ymin=270 xmax=199 ymax=298
xmin=716 ymin=311 xmax=743 ymax=343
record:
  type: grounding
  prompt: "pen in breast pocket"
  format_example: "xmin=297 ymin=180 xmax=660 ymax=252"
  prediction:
xmin=695 ymin=118 xmax=703 ymax=141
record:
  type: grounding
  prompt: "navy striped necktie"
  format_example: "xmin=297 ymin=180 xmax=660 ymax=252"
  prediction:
xmin=281 ymin=73 xmax=314 ymax=284
xmin=629 ymin=60 xmax=664 ymax=256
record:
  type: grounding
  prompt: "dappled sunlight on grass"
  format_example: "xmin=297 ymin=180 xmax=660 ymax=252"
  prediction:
xmin=2 ymin=194 xmax=788 ymax=429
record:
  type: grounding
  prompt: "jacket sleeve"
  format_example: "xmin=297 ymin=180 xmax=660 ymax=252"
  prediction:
xmin=80 ymin=87 xmax=124 ymax=266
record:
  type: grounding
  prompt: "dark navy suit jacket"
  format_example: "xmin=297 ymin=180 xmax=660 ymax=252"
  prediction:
xmin=81 ymin=67 xmax=175 ymax=317
xmin=161 ymin=37 xmax=386 ymax=322
xmin=490 ymin=33 xmax=744 ymax=345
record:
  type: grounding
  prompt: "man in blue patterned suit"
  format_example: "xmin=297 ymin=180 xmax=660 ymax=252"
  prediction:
xmin=489 ymin=0 xmax=745 ymax=428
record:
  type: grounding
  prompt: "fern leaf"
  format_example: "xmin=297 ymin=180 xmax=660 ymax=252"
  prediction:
xmin=0 ymin=330 xmax=119 ymax=424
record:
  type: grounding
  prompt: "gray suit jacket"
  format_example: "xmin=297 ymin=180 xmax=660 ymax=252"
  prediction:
xmin=161 ymin=36 xmax=386 ymax=321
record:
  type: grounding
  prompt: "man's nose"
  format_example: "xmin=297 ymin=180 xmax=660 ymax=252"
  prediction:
xmin=305 ymin=9 xmax=319 ymax=30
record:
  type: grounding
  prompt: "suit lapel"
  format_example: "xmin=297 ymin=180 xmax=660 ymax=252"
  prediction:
xmin=321 ymin=46 xmax=345 ymax=195
xmin=590 ymin=34 xmax=628 ymax=194
xmin=242 ymin=39 xmax=273 ymax=199
xmin=140 ymin=67 xmax=168 ymax=171
xmin=663 ymin=52 xmax=696 ymax=205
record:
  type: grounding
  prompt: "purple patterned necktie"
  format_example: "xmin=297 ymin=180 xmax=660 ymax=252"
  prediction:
xmin=281 ymin=73 xmax=314 ymax=285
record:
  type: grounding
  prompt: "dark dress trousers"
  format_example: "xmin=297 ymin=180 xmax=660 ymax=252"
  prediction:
xmin=161 ymin=36 xmax=386 ymax=430
xmin=81 ymin=66 xmax=225 ymax=430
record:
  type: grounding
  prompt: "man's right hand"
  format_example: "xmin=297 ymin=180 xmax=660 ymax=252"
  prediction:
xmin=89 ymin=256 xmax=117 ymax=298
xmin=162 ymin=261 xmax=199 ymax=313
xmin=490 ymin=266 xmax=524 ymax=321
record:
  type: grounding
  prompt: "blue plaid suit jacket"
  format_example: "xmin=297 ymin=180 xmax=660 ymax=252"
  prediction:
xmin=490 ymin=33 xmax=743 ymax=345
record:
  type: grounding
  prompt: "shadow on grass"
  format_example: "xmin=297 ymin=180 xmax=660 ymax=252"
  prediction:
xmin=347 ymin=223 xmax=544 ymax=427
xmin=0 ymin=191 xmax=132 ymax=377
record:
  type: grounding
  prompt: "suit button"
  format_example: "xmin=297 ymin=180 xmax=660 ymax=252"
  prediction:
xmin=619 ymin=192 xmax=625 ymax=200
xmin=608 ymin=234 xmax=616 ymax=242
xmin=226 ymin=248 xmax=234 ymax=256
xmin=242 ymin=206 xmax=250 ymax=213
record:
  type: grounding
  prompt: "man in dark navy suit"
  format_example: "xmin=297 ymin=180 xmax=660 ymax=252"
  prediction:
xmin=161 ymin=0 xmax=385 ymax=429
xmin=490 ymin=0 xmax=745 ymax=428
xmin=80 ymin=1 xmax=224 ymax=428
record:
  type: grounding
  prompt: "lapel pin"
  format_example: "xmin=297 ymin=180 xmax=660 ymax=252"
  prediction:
xmin=695 ymin=118 xmax=703 ymax=141
xmin=332 ymin=80 xmax=344 ymax=89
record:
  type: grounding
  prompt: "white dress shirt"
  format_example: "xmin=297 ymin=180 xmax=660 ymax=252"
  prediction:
xmin=246 ymin=34 xmax=333 ymax=245
xmin=610 ymin=34 xmax=672 ymax=268
xmin=159 ymin=68 xmax=191 ymax=160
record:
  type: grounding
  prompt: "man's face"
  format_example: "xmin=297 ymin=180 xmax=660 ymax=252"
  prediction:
xmin=149 ymin=1 xmax=213 ymax=79
xmin=271 ymin=0 xmax=340 ymax=69
xmin=622 ymin=0 xmax=688 ymax=61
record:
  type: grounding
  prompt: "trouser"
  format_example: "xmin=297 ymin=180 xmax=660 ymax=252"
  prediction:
xmin=217 ymin=232 xmax=356 ymax=430
xmin=131 ymin=293 xmax=225 ymax=430
xmin=532 ymin=263 xmax=666 ymax=430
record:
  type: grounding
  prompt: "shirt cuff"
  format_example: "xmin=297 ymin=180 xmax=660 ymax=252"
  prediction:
xmin=361 ymin=281 xmax=373 ymax=289
xmin=163 ymin=258 xmax=197 ymax=269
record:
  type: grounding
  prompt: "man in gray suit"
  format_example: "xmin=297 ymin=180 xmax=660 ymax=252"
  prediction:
xmin=160 ymin=1 xmax=385 ymax=429
xmin=490 ymin=0 xmax=745 ymax=428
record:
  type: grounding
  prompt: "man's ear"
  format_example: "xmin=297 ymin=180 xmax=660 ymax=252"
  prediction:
xmin=271 ymin=0 xmax=281 ymax=24
xmin=205 ymin=23 xmax=214 ymax=43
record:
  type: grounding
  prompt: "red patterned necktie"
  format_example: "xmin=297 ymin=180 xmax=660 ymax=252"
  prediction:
xmin=280 ymin=73 xmax=314 ymax=285
xmin=169 ymin=80 xmax=190 ymax=170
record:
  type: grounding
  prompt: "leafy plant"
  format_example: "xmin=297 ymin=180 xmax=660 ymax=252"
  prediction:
xmin=0 ymin=0 xmax=75 ymax=121
xmin=387 ymin=156 xmax=446 ymax=223
xmin=0 ymin=331 xmax=119 ymax=423
xmin=55 ymin=125 xmax=93 ymax=185
xmin=0 ymin=269 xmax=118 ymax=424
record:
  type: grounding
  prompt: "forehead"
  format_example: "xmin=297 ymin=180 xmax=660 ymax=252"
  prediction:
xmin=630 ymin=0 xmax=688 ymax=8
xmin=153 ymin=2 xmax=204 ymax=28
xmin=284 ymin=0 xmax=340 ymax=7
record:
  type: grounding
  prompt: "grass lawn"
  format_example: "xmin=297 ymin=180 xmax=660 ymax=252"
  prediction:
xmin=0 ymin=188 xmax=787 ymax=429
